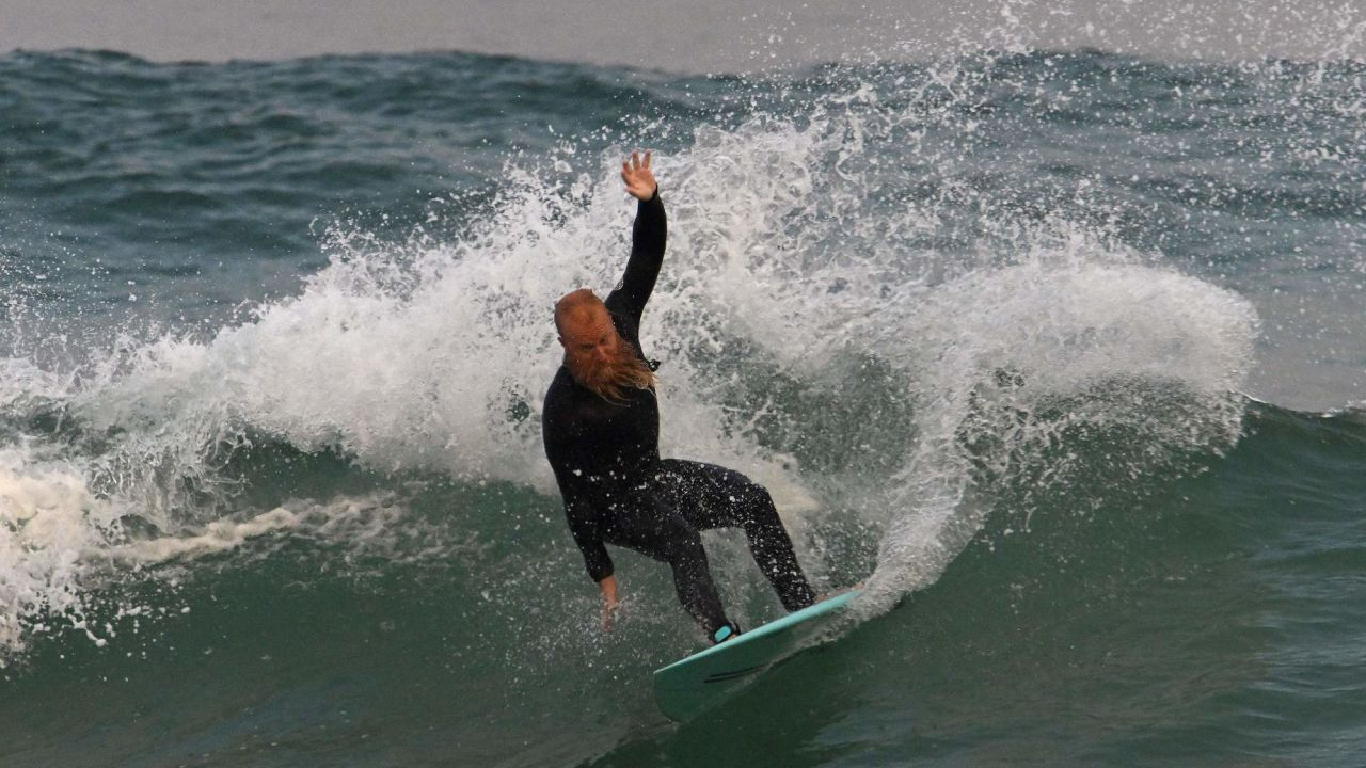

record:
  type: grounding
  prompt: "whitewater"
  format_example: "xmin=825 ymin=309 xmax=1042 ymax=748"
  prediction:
xmin=0 ymin=36 xmax=1363 ymax=768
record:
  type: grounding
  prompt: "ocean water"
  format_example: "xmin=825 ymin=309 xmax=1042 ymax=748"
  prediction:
xmin=0 ymin=44 xmax=1364 ymax=767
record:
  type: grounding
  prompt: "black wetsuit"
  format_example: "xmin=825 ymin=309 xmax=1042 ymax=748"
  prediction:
xmin=541 ymin=190 xmax=815 ymax=636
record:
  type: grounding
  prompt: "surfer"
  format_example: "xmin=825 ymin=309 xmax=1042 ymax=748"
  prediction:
xmin=542 ymin=151 xmax=816 ymax=645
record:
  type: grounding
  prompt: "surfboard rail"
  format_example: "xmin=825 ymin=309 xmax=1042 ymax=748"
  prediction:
xmin=651 ymin=590 xmax=860 ymax=721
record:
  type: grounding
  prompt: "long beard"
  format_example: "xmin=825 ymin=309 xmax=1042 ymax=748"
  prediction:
xmin=572 ymin=343 xmax=656 ymax=402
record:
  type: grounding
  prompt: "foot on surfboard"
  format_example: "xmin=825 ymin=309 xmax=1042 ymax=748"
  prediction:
xmin=710 ymin=622 xmax=743 ymax=645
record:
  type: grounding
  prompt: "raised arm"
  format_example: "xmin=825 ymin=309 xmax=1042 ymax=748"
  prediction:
xmin=607 ymin=151 xmax=666 ymax=324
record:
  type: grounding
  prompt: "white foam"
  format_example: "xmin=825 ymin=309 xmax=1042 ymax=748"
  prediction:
xmin=100 ymin=507 xmax=298 ymax=563
xmin=0 ymin=62 xmax=1259 ymax=642
xmin=859 ymin=235 xmax=1256 ymax=612
xmin=100 ymin=493 xmax=422 ymax=565
xmin=0 ymin=446 xmax=126 ymax=654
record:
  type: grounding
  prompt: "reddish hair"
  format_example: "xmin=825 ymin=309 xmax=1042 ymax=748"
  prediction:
xmin=554 ymin=287 xmax=604 ymax=336
xmin=554 ymin=288 xmax=655 ymax=401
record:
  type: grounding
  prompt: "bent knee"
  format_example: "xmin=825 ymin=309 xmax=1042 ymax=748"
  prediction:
xmin=733 ymin=481 xmax=779 ymax=519
xmin=659 ymin=528 xmax=707 ymax=563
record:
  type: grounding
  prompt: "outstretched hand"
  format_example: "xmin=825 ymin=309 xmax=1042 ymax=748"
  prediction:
xmin=602 ymin=597 xmax=620 ymax=632
xmin=621 ymin=150 xmax=657 ymax=201
xmin=598 ymin=574 xmax=620 ymax=631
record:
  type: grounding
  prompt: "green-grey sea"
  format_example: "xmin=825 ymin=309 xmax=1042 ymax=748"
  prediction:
xmin=1 ymin=47 xmax=1364 ymax=766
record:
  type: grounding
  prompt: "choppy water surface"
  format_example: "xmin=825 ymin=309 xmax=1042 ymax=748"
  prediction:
xmin=0 ymin=42 xmax=1363 ymax=767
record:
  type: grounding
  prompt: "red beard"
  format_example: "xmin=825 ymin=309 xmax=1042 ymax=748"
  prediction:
xmin=571 ymin=342 xmax=655 ymax=402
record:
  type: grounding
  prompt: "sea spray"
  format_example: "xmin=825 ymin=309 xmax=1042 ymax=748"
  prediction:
xmin=0 ymin=445 xmax=127 ymax=654
xmin=860 ymin=236 xmax=1256 ymax=611
xmin=0 ymin=52 xmax=1270 ymax=659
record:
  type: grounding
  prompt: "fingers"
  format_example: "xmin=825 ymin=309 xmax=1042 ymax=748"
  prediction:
xmin=601 ymin=602 xmax=618 ymax=631
xmin=623 ymin=150 xmax=653 ymax=173
xmin=621 ymin=150 xmax=656 ymax=198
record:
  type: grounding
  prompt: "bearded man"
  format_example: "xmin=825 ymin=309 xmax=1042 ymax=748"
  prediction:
xmin=542 ymin=151 xmax=816 ymax=645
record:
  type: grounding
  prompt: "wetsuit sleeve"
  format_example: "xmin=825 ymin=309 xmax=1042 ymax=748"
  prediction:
xmin=550 ymin=465 xmax=615 ymax=582
xmin=565 ymin=496 xmax=615 ymax=582
xmin=605 ymin=190 xmax=666 ymax=324
xmin=544 ymin=396 xmax=617 ymax=581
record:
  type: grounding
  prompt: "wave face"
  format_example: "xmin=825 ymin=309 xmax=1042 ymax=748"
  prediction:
xmin=0 ymin=46 xmax=1364 ymax=767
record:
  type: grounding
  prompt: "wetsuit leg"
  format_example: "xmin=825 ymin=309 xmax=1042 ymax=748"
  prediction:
xmin=602 ymin=494 xmax=731 ymax=635
xmin=653 ymin=459 xmax=816 ymax=611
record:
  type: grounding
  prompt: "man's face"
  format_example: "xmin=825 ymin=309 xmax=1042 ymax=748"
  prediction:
xmin=559 ymin=302 xmax=621 ymax=380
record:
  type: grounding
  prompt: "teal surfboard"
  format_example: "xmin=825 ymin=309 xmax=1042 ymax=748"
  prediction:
xmin=652 ymin=590 xmax=860 ymax=721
